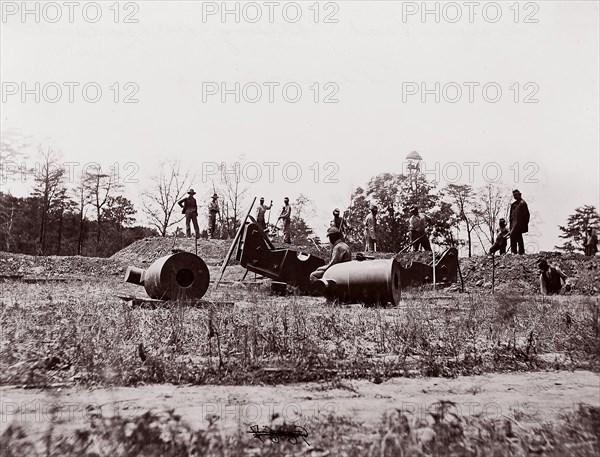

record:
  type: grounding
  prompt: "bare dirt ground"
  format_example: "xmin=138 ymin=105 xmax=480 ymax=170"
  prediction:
xmin=2 ymin=370 xmax=599 ymax=438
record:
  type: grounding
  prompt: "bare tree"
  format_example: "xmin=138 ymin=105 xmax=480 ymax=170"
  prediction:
xmin=473 ymin=182 xmax=512 ymax=250
xmin=141 ymin=160 xmax=194 ymax=236
xmin=218 ymin=160 xmax=250 ymax=238
xmin=0 ymin=128 xmax=31 ymax=184
xmin=84 ymin=164 xmax=120 ymax=254
xmin=445 ymin=184 xmax=479 ymax=257
xmin=31 ymin=146 xmax=65 ymax=255
xmin=73 ymin=173 xmax=91 ymax=255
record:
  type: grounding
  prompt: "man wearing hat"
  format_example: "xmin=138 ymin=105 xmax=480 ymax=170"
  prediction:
xmin=330 ymin=208 xmax=347 ymax=236
xmin=509 ymin=189 xmax=530 ymax=255
xmin=256 ymin=197 xmax=273 ymax=231
xmin=310 ymin=226 xmax=352 ymax=283
xmin=364 ymin=204 xmax=378 ymax=252
xmin=583 ymin=227 xmax=598 ymax=257
xmin=278 ymin=197 xmax=292 ymax=243
xmin=538 ymin=258 xmax=570 ymax=295
xmin=178 ymin=189 xmax=200 ymax=239
xmin=208 ymin=193 xmax=220 ymax=239
xmin=408 ymin=206 xmax=431 ymax=251
xmin=489 ymin=218 xmax=509 ymax=255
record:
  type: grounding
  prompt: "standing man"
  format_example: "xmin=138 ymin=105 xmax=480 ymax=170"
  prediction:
xmin=509 ymin=189 xmax=530 ymax=255
xmin=538 ymin=258 xmax=570 ymax=295
xmin=364 ymin=204 xmax=378 ymax=252
xmin=208 ymin=193 xmax=220 ymax=239
xmin=408 ymin=206 xmax=432 ymax=251
xmin=310 ymin=227 xmax=352 ymax=284
xmin=178 ymin=189 xmax=200 ymax=239
xmin=583 ymin=228 xmax=598 ymax=256
xmin=278 ymin=197 xmax=292 ymax=244
xmin=489 ymin=218 xmax=509 ymax=255
xmin=256 ymin=197 xmax=273 ymax=231
xmin=330 ymin=208 xmax=347 ymax=237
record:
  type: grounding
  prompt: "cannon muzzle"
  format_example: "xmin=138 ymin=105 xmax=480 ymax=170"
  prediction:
xmin=124 ymin=252 xmax=210 ymax=300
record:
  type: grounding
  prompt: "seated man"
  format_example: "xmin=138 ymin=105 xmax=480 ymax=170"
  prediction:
xmin=538 ymin=258 xmax=570 ymax=295
xmin=310 ymin=227 xmax=352 ymax=283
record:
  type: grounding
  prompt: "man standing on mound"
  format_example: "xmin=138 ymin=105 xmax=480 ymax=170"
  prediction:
xmin=178 ymin=189 xmax=200 ymax=239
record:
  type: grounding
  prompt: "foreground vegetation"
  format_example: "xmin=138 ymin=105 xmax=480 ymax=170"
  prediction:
xmin=1 ymin=279 xmax=598 ymax=387
xmin=2 ymin=402 xmax=598 ymax=457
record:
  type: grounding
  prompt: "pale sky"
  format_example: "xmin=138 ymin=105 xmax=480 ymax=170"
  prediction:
xmin=1 ymin=1 xmax=599 ymax=253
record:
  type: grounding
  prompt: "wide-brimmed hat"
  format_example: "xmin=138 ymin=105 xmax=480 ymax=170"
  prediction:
xmin=284 ymin=197 xmax=289 ymax=202
xmin=512 ymin=189 xmax=521 ymax=195
xmin=326 ymin=227 xmax=340 ymax=237
xmin=212 ymin=193 xmax=218 ymax=199
xmin=188 ymin=189 xmax=196 ymax=195
xmin=333 ymin=208 xmax=340 ymax=215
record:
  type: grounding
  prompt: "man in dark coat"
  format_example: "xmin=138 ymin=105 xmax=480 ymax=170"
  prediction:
xmin=538 ymin=258 xmax=570 ymax=295
xmin=208 ymin=193 xmax=220 ymax=239
xmin=509 ymin=189 xmax=530 ymax=255
xmin=584 ymin=228 xmax=598 ymax=256
xmin=489 ymin=218 xmax=509 ymax=255
xmin=330 ymin=208 xmax=347 ymax=237
xmin=178 ymin=189 xmax=200 ymax=239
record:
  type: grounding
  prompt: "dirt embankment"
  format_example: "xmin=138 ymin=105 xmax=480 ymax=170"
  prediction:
xmin=1 ymin=238 xmax=598 ymax=294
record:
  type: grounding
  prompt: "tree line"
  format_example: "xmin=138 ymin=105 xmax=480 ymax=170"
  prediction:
xmin=1 ymin=138 xmax=597 ymax=257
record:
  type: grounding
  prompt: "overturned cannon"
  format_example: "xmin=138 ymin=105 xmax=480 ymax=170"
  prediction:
xmin=311 ymin=248 xmax=459 ymax=304
xmin=236 ymin=220 xmax=325 ymax=292
xmin=124 ymin=252 xmax=210 ymax=300
xmin=312 ymin=258 xmax=402 ymax=305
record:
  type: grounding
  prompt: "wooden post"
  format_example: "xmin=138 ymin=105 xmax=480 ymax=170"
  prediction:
xmin=215 ymin=197 xmax=257 ymax=287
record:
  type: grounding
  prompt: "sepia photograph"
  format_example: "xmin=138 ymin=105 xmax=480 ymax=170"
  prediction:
xmin=1 ymin=1 xmax=599 ymax=455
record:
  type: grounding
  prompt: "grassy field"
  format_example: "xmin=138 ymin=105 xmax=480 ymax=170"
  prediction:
xmin=1 ymin=278 xmax=599 ymax=455
xmin=1 ymin=278 xmax=598 ymax=387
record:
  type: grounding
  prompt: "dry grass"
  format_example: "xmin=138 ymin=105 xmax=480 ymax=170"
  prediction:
xmin=0 ymin=279 xmax=598 ymax=387
xmin=1 ymin=402 xmax=598 ymax=456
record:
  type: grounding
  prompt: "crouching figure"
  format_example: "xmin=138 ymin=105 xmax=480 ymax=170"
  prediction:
xmin=310 ymin=227 xmax=352 ymax=283
xmin=538 ymin=258 xmax=570 ymax=295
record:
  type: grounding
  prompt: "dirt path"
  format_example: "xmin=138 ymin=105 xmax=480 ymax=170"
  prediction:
xmin=2 ymin=371 xmax=598 ymax=437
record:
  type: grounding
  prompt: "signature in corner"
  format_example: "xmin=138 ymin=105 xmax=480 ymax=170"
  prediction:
xmin=248 ymin=424 xmax=310 ymax=446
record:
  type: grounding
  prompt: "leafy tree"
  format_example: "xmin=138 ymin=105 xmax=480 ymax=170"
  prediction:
xmin=102 ymin=195 xmax=136 ymax=250
xmin=289 ymin=194 xmax=315 ymax=243
xmin=556 ymin=205 xmax=600 ymax=253
xmin=346 ymin=173 xmax=456 ymax=252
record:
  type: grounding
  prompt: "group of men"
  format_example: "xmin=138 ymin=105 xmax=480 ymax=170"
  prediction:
xmin=255 ymin=196 xmax=291 ymax=244
xmin=177 ymin=190 xmax=292 ymax=242
xmin=179 ymin=187 xmax=594 ymax=296
xmin=488 ymin=189 xmax=531 ymax=255
xmin=177 ymin=190 xmax=221 ymax=239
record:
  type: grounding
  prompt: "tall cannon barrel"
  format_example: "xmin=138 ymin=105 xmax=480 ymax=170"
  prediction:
xmin=312 ymin=258 xmax=402 ymax=305
xmin=124 ymin=252 xmax=210 ymax=300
